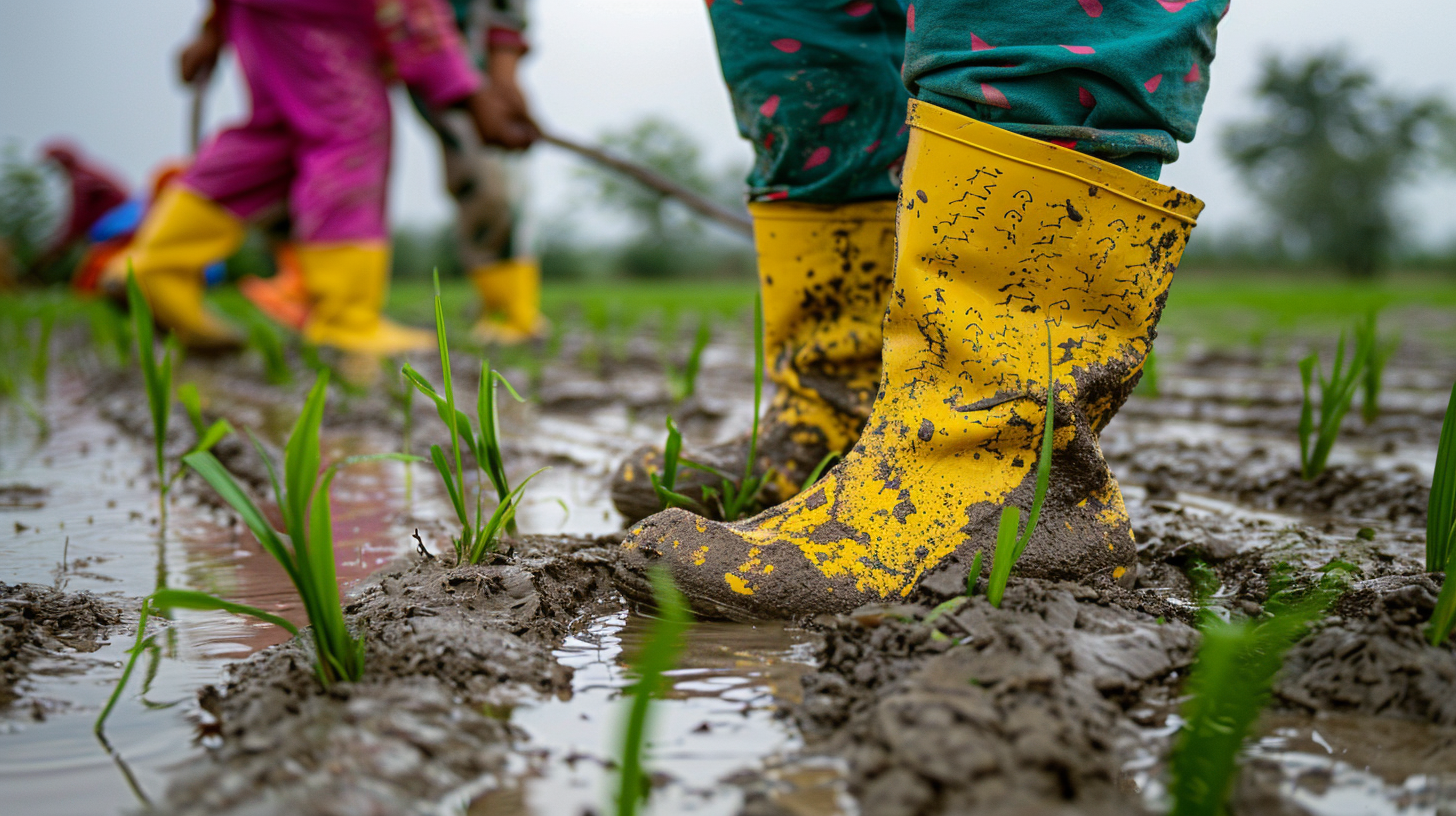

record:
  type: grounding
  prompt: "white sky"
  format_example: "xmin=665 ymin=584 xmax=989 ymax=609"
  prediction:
xmin=1 ymin=0 xmax=1453 ymax=247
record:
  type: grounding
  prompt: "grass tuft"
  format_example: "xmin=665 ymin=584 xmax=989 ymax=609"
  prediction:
xmin=183 ymin=372 xmax=413 ymax=685
xmin=1297 ymin=325 xmax=1374 ymax=479
xmin=404 ymin=270 xmax=542 ymax=563
xmin=1355 ymin=310 xmax=1398 ymax=425
xmin=1427 ymin=381 xmax=1456 ymax=645
xmin=613 ymin=566 xmax=692 ymax=816
xmin=1169 ymin=569 xmax=1346 ymax=816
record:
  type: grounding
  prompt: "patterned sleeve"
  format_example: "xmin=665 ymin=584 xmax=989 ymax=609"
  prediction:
xmin=479 ymin=0 xmax=529 ymax=52
xmin=375 ymin=0 xmax=483 ymax=107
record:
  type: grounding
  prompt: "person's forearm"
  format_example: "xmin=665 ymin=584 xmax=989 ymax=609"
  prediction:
xmin=486 ymin=47 xmax=523 ymax=86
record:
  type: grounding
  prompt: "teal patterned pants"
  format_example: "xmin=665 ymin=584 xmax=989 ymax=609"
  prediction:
xmin=707 ymin=0 xmax=1227 ymax=202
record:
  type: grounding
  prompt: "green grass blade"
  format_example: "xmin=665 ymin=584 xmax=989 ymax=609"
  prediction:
xmin=986 ymin=506 xmax=1022 ymax=608
xmin=307 ymin=467 xmax=352 ymax=681
xmin=283 ymin=372 xmax=329 ymax=537
xmin=148 ymin=589 xmax=299 ymax=636
xmin=1170 ymin=593 xmax=1333 ymax=816
xmin=177 ymin=383 xmax=206 ymax=437
xmin=800 ymin=452 xmax=840 ymax=493
xmin=1429 ymin=382 xmax=1456 ymax=573
xmin=429 ymin=444 xmax=468 ymax=526
xmin=403 ymin=364 xmax=480 ymax=462
xmin=190 ymin=419 xmax=235 ymax=456
xmin=1013 ymin=324 xmax=1058 ymax=563
xmin=1430 ymin=534 xmax=1456 ymax=646
xmin=613 ymin=566 xmax=692 ymax=816
xmin=1297 ymin=356 xmax=1316 ymax=478
xmin=660 ymin=417 xmax=683 ymax=495
xmin=965 ymin=550 xmax=984 ymax=597
xmin=471 ymin=467 xmax=548 ymax=562
xmin=245 ymin=429 xmax=285 ymax=510
xmin=95 ymin=599 xmax=154 ymax=734
xmin=183 ymin=451 xmax=300 ymax=585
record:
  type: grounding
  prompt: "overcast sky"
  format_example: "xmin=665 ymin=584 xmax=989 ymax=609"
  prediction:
xmin=2 ymin=0 xmax=1453 ymax=247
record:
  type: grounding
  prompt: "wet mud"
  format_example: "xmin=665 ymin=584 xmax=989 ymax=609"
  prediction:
xmin=156 ymin=537 xmax=622 ymax=815
xmin=1 ymin=582 xmax=122 ymax=709
xmin=3 ymin=315 xmax=1455 ymax=815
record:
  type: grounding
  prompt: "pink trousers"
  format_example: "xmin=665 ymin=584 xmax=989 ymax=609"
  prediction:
xmin=182 ymin=2 xmax=392 ymax=243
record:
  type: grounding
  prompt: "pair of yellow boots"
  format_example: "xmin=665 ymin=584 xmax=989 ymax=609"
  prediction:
xmin=616 ymin=101 xmax=1203 ymax=619
xmin=108 ymin=186 xmax=546 ymax=358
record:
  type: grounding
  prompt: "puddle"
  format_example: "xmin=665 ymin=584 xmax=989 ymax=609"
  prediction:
xmin=1130 ymin=712 xmax=1456 ymax=816
xmin=463 ymin=610 xmax=847 ymax=816
xmin=0 ymin=374 xmax=420 ymax=813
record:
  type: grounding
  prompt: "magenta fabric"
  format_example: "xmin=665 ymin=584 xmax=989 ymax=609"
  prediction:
xmin=184 ymin=0 xmax=479 ymax=242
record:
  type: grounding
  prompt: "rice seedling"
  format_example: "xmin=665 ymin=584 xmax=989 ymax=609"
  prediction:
xmin=665 ymin=315 xmax=711 ymax=404
xmin=402 ymin=271 xmax=543 ymax=563
xmin=96 ymin=589 xmax=297 ymax=733
xmin=1168 ymin=571 xmax=1344 ymax=816
xmin=1297 ymin=327 xmax=1373 ymax=480
xmin=1426 ymin=381 xmax=1456 ymax=646
xmin=126 ymin=270 xmax=179 ymax=510
xmin=184 ymin=372 xmax=415 ymax=684
xmin=613 ymin=565 xmax=692 ymax=816
xmin=125 ymin=270 xmax=235 ymax=511
xmin=985 ymin=324 xmax=1056 ymax=608
xmin=1355 ymin=311 xmax=1398 ymax=425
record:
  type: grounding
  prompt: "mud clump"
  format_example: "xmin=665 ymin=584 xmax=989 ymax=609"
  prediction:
xmin=0 ymin=582 xmax=122 ymax=710
xmin=1108 ymin=438 xmax=1430 ymax=527
xmin=791 ymin=583 xmax=1198 ymax=816
xmin=1278 ymin=574 xmax=1456 ymax=726
xmin=154 ymin=535 xmax=621 ymax=816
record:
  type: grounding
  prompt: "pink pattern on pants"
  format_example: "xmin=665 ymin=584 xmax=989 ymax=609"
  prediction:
xmin=183 ymin=0 xmax=476 ymax=243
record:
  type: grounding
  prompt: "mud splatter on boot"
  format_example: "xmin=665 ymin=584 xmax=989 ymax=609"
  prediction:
xmin=617 ymin=101 xmax=1204 ymax=619
xmin=611 ymin=200 xmax=895 ymax=524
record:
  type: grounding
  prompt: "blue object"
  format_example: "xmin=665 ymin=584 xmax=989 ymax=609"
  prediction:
xmin=88 ymin=199 xmax=143 ymax=242
xmin=204 ymin=261 xmax=227 ymax=287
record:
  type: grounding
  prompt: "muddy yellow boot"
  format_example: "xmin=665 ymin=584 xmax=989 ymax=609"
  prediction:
xmin=102 ymin=185 xmax=246 ymax=352
xmin=297 ymin=243 xmax=433 ymax=371
xmin=470 ymin=258 xmax=548 ymax=345
xmin=610 ymin=200 xmax=896 ymax=524
xmin=618 ymin=100 xmax=1204 ymax=619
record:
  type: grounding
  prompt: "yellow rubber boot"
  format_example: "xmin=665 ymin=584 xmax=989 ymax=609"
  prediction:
xmin=610 ymin=200 xmax=896 ymax=524
xmin=618 ymin=100 xmax=1203 ymax=619
xmin=297 ymin=243 xmax=433 ymax=358
xmin=470 ymin=258 xmax=548 ymax=345
xmin=102 ymin=185 xmax=246 ymax=352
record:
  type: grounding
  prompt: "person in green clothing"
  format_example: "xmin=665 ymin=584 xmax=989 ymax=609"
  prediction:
xmin=413 ymin=0 xmax=548 ymax=345
xmin=614 ymin=0 xmax=1225 ymax=619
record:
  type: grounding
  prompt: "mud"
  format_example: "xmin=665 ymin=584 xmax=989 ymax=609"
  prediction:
xmin=0 ymin=582 xmax=122 ymax=709
xmin=156 ymin=535 xmax=622 ymax=815
xmin=4 ymin=308 xmax=1455 ymax=816
xmin=789 ymin=583 xmax=1198 ymax=816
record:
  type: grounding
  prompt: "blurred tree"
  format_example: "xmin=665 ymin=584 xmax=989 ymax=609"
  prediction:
xmin=1224 ymin=50 xmax=1456 ymax=277
xmin=0 ymin=143 xmax=58 ymax=277
xmin=578 ymin=117 xmax=750 ymax=279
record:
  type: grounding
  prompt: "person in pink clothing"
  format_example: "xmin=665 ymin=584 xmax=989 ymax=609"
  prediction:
xmin=110 ymin=0 xmax=538 ymax=357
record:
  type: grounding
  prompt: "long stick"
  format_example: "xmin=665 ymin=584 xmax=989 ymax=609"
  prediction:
xmin=541 ymin=131 xmax=752 ymax=238
xmin=189 ymin=64 xmax=213 ymax=154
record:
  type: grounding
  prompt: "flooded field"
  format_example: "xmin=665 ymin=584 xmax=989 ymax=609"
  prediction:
xmin=2 ymin=286 xmax=1454 ymax=815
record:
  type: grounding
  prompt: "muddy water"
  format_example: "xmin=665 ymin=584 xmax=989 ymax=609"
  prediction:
xmin=0 ymin=365 xmax=837 ymax=816
xmin=0 ymin=374 xmax=420 ymax=814
xmin=465 ymin=611 xmax=841 ymax=816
